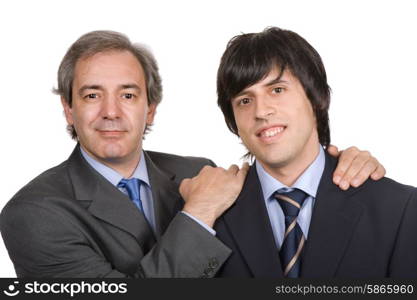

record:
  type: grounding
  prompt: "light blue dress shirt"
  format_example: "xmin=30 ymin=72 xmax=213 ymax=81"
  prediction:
xmin=256 ymin=145 xmax=325 ymax=249
xmin=80 ymin=147 xmax=157 ymax=232
xmin=80 ymin=147 xmax=215 ymax=235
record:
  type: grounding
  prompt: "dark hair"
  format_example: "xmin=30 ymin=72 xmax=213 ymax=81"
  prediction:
xmin=217 ymin=27 xmax=331 ymax=148
xmin=53 ymin=30 xmax=162 ymax=139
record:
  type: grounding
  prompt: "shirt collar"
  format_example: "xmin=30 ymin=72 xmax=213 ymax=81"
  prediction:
xmin=80 ymin=147 xmax=150 ymax=188
xmin=256 ymin=145 xmax=325 ymax=200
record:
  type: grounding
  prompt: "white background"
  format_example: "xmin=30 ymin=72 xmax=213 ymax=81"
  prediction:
xmin=0 ymin=0 xmax=416 ymax=277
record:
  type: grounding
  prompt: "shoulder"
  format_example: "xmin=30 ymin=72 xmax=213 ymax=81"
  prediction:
xmin=342 ymin=177 xmax=417 ymax=220
xmin=0 ymin=163 xmax=82 ymax=255
xmin=323 ymin=153 xmax=416 ymax=214
xmin=352 ymin=176 xmax=416 ymax=201
xmin=145 ymin=150 xmax=215 ymax=178
xmin=363 ymin=176 xmax=417 ymax=207
xmin=1 ymin=159 xmax=74 ymax=218
xmin=325 ymin=152 xmax=416 ymax=203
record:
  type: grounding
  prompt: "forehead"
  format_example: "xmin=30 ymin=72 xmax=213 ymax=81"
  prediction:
xmin=243 ymin=67 xmax=298 ymax=91
xmin=73 ymin=50 xmax=145 ymax=84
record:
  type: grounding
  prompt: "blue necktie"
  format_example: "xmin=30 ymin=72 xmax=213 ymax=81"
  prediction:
xmin=275 ymin=188 xmax=308 ymax=278
xmin=118 ymin=178 xmax=144 ymax=212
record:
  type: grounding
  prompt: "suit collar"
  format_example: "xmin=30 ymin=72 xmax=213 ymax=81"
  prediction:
xmin=143 ymin=151 xmax=182 ymax=238
xmin=221 ymin=152 xmax=365 ymax=278
xmin=256 ymin=146 xmax=325 ymax=199
xmin=301 ymin=152 xmax=364 ymax=277
xmin=221 ymin=164 xmax=284 ymax=277
xmin=67 ymin=145 xmax=156 ymax=252
xmin=79 ymin=146 xmax=151 ymax=187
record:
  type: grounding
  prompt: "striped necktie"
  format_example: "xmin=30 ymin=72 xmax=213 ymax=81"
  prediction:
xmin=274 ymin=188 xmax=308 ymax=278
xmin=118 ymin=178 xmax=144 ymax=212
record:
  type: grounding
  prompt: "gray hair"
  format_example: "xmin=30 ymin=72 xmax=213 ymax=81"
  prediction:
xmin=53 ymin=30 xmax=162 ymax=139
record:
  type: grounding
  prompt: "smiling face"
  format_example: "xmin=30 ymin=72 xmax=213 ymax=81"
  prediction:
xmin=62 ymin=50 xmax=156 ymax=169
xmin=232 ymin=67 xmax=320 ymax=183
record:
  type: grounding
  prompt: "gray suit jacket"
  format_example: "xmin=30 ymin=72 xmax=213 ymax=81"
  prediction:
xmin=0 ymin=145 xmax=231 ymax=277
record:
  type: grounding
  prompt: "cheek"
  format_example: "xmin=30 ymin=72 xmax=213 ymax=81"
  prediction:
xmin=127 ymin=107 xmax=148 ymax=131
xmin=72 ymin=109 xmax=97 ymax=128
xmin=71 ymin=101 xmax=102 ymax=125
xmin=233 ymin=110 xmax=248 ymax=135
xmin=293 ymin=98 xmax=315 ymax=126
xmin=304 ymin=102 xmax=316 ymax=128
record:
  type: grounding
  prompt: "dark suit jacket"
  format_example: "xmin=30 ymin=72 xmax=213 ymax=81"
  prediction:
xmin=0 ymin=145 xmax=231 ymax=277
xmin=215 ymin=153 xmax=417 ymax=278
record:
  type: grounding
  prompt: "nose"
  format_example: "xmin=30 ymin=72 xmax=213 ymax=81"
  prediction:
xmin=101 ymin=95 xmax=122 ymax=120
xmin=255 ymin=96 xmax=275 ymax=120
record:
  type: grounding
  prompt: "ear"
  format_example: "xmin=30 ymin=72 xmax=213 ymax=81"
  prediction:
xmin=146 ymin=103 xmax=157 ymax=125
xmin=61 ymin=97 xmax=74 ymax=126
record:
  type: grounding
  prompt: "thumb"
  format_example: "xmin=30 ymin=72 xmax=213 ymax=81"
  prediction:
xmin=327 ymin=144 xmax=340 ymax=158
xmin=179 ymin=178 xmax=190 ymax=197
xmin=237 ymin=162 xmax=250 ymax=182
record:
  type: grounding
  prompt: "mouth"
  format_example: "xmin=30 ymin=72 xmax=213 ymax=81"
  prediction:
xmin=256 ymin=125 xmax=286 ymax=142
xmin=97 ymin=130 xmax=126 ymax=137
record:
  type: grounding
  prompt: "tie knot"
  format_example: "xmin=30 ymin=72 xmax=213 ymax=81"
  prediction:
xmin=118 ymin=178 xmax=141 ymax=189
xmin=118 ymin=178 xmax=141 ymax=201
xmin=274 ymin=188 xmax=307 ymax=217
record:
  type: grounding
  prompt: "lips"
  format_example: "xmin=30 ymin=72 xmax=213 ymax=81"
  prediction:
xmin=97 ymin=130 xmax=126 ymax=137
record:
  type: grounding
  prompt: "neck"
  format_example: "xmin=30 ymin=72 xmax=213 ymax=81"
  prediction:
xmin=261 ymin=135 xmax=320 ymax=187
xmin=105 ymin=155 xmax=141 ymax=179
xmin=81 ymin=145 xmax=141 ymax=178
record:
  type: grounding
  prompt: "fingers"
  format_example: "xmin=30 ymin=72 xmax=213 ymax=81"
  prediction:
xmin=333 ymin=146 xmax=386 ymax=190
xmin=327 ymin=144 xmax=340 ymax=158
xmin=332 ymin=146 xmax=360 ymax=185
xmin=237 ymin=162 xmax=250 ymax=181
xmin=371 ymin=161 xmax=386 ymax=180
xmin=342 ymin=155 xmax=385 ymax=188
xmin=226 ymin=163 xmax=249 ymax=181
xmin=181 ymin=162 xmax=251 ymax=226
xmin=200 ymin=165 xmax=214 ymax=173
xmin=348 ymin=156 xmax=378 ymax=188
xmin=179 ymin=178 xmax=190 ymax=198
xmin=227 ymin=164 xmax=239 ymax=174
xmin=241 ymin=162 xmax=250 ymax=172
xmin=339 ymin=151 xmax=373 ymax=188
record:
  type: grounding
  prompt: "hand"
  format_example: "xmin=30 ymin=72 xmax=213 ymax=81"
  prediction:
xmin=180 ymin=163 xmax=250 ymax=228
xmin=327 ymin=145 xmax=386 ymax=190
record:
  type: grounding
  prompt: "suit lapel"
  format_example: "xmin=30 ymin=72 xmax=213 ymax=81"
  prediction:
xmin=222 ymin=164 xmax=283 ymax=277
xmin=301 ymin=153 xmax=364 ymax=277
xmin=144 ymin=151 xmax=183 ymax=238
xmin=67 ymin=145 xmax=156 ymax=253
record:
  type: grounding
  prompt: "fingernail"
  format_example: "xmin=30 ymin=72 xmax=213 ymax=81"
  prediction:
xmin=352 ymin=179 xmax=360 ymax=187
xmin=340 ymin=181 xmax=349 ymax=190
xmin=333 ymin=176 xmax=341 ymax=184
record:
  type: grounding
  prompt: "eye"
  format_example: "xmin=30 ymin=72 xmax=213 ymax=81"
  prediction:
xmin=273 ymin=87 xmax=283 ymax=94
xmin=85 ymin=93 xmax=98 ymax=99
xmin=238 ymin=98 xmax=252 ymax=105
xmin=122 ymin=93 xmax=135 ymax=100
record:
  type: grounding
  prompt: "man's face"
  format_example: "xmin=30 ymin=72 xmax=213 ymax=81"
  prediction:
xmin=232 ymin=68 xmax=319 ymax=174
xmin=62 ymin=50 xmax=156 ymax=165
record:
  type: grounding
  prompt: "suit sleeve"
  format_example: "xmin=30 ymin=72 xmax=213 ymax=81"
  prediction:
xmin=0 ymin=200 xmax=231 ymax=278
xmin=389 ymin=188 xmax=417 ymax=277
xmin=140 ymin=213 xmax=231 ymax=278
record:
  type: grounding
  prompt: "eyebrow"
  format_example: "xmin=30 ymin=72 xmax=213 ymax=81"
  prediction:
xmin=78 ymin=85 xmax=103 ymax=96
xmin=233 ymin=74 xmax=289 ymax=99
xmin=264 ymin=76 xmax=289 ymax=87
xmin=78 ymin=84 xmax=142 ymax=96
xmin=120 ymin=84 xmax=141 ymax=90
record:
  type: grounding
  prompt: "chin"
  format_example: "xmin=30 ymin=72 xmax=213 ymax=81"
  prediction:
xmin=255 ymin=150 xmax=292 ymax=168
xmin=100 ymin=144 xmax=127 ymax=159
